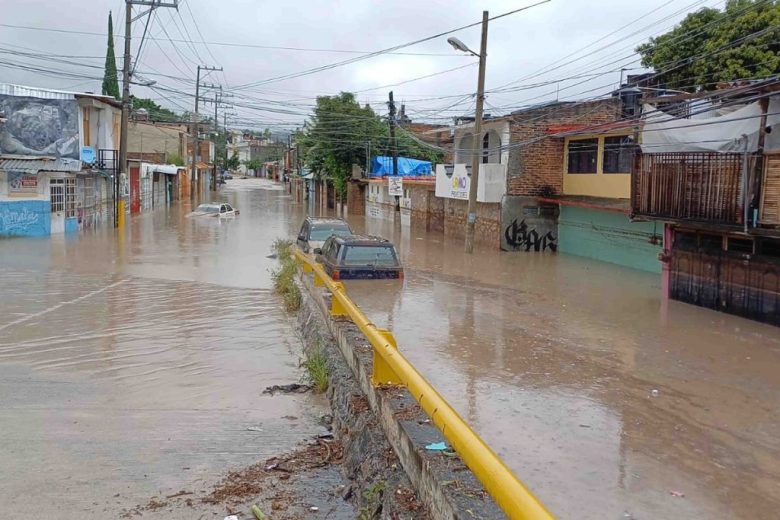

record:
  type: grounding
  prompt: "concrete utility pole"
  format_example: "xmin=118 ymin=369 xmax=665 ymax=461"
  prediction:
xmin=464 ymin=11 xmax=489 ymax=254
xmin=117 ymin=0 xmax=178 ymax=227
xmin=388 ymin=91 xmax=399 ymax=211
xmin=190 ymin=67 xmax=222 ymax=198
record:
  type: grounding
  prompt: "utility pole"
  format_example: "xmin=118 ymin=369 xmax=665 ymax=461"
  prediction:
xmin=117 ymin=0 xmax=178 ymax=228
xmin=388 ymin=91 xmax=399 ymax=211
xmin=464 ymin=11 xmax=489 ymax=254
xmin=190 ymin=67 xmax=222 ymax=198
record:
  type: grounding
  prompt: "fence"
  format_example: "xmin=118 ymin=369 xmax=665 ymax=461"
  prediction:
xmin=632 ymin=152 xmax=746 ymax=224
xmin=293 ymin=248 xmax=554 ymax=520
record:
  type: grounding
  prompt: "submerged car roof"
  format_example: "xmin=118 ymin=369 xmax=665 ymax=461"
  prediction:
xmin=329 ymin=234 xmax=392 ymax=246
xmin=306 ymin=217 xmax=349 ymax=226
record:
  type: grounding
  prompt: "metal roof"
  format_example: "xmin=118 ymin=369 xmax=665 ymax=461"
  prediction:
xmin=0 ymin=84 xmax=119 ymax=106
xmin=0 ymin=156 xmax=82 ymax=174
xmin=0 ymin=84 xmax=75 ymax=100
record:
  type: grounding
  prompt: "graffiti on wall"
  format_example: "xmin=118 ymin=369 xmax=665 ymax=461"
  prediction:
xmin=0 ymin=95 xmax=80 ymax=158
xmin=0 ymin=200 xmax=51 ymax=237
xmin=501 ymin=196 xmax=559 ymax=252
xmin=504 ymin=218 xmax=557 ymax=252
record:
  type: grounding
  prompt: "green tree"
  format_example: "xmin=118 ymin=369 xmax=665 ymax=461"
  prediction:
xmin=130 ymin=97 xmax=179 ymax=121
xmin=298 ymin=92 xmax=441 ymax=199
xmin=227 ymin=151 xmax=240 ymax=170
xmin=102 ymin=12 xmax=120 ymax=99
xmin=245 ymin=158 xmax=262 ymax=171
xmin=636 ymin=0 xmax=780 ymax=91
xmin=167 ymin=154 xmax=185 ymax=166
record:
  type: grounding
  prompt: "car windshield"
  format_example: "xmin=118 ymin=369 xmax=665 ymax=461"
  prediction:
xmin=310 ymin=223 xmax=351 ymax=240
xmin=196 ymin=204 xmax=219 ymax=214
xmin=342 ymin=245 xmax=399 ymax=267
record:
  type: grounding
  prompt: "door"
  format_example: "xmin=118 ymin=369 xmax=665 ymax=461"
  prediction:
xmin=50 ymin=178 xmax=65 ymax=233
xmin=129 ymin=165 xmax=140 ymax=214
xmin=50 ymin=178 xmax=76 ymax=234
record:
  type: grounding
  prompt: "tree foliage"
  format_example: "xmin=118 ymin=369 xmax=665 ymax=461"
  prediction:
xmin=102 ymin=12 xmax=120 ymax=100
xmin=298 ymin=92 xmax=441 ymax=198
xmin=636 ymin=0 xmax=780 ymax=91
xmin=245 ymin=158 xmax=262 ymax=171
xmin=226 ymin=151 xmax=240 ymax=170
xmin=131 ymin=97 xmax=180 ymax=121
xmin=168 ymin=154 xmax=185 ymax=166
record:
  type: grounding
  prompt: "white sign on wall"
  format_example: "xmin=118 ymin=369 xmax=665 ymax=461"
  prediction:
xmin=387 ymin=176 xmax=403 ymax=197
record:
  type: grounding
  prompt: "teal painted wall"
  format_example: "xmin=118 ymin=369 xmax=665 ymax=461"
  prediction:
xmin=558 ymin=206 xmax=662 ymax=273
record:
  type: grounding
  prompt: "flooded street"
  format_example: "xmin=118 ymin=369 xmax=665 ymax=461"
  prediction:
xmin=0 ymin=179 xmax=328 ymax=518
xmin=346 ymin=217 xmax=780 ymax=519
xmin=1 ymin=178 xmax=779 ymax=519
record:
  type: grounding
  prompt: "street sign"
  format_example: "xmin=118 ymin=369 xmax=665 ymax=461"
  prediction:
xmin=388 ymin=176 xmax=403 ymax=197
xmin=80 ymin=146 xmax=96 ymax=165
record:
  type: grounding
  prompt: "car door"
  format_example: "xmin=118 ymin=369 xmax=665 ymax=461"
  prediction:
xmin=219 ymin=204 xmax=227 ymax=217
xmin=224 ymin=203 xmax=235 ymax=216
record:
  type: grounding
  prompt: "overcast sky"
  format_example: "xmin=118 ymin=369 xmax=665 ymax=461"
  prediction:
xmin=0 ymin=0 xmax=722 ymax=131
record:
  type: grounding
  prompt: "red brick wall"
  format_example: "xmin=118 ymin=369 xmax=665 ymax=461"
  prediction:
xmin=347 ymin=181 xmax=366 ymax=215
xmin=506 ymin=99 xmax=622 ymax=196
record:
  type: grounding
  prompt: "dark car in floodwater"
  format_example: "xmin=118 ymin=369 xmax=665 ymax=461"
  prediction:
xmin=314 ymin=235 xmax=403 ymax=280
xmin=296 ymin=217 xmax=353 ymax=253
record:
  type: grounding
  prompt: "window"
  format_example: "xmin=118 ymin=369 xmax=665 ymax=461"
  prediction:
xmin=50 ymin=178 xmax=64 ymax=212
xmin=310 ymin=222 xmax=351 ymax=240
xmin=482 ymin=133 xmax=490 ymax=164
xmin=220 ymin=205 xmax=227 ymax=213
xmin=50 ymin=178 xmax=76 ymax=216
xmin=342 ymin=245 xmax=398 ymax=267
xmin=602 ymin=136 xmax=635 ymax=174
xmin=726 ymin=237 xmax=753 ymax=254
xmin=567 ymin=138 xmax=598 ymax=173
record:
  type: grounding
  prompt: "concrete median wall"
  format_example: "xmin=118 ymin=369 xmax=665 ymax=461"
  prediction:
xmin=298 ymin=274 xmax=504 ymax=519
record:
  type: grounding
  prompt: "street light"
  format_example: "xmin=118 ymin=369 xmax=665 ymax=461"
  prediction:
xmin=447 ymin=37 xmax=479 ymax=57
xmin=449 ymin=11 xmax=488 ymax=253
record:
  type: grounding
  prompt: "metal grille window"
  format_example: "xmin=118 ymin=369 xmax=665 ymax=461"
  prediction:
xmin=50 ymin=178 xmax=64 ymax=212
xmin=65 ymin=178 xmax=76 ymax=217
xmin=83 ymin=177 xmax=96 ymax=210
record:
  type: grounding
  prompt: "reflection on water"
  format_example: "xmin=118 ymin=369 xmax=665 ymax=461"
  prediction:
xmin=341 ymin=210 xmax=780 ymax=519
xmin=1 ymin=179 xmax=778 ymax=519
xmin=0 ymin=180 xmax=324 ymax=518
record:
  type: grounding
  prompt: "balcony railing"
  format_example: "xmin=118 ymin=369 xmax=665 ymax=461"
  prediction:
xmin=632 ymin=152 xmax=747 ymax=225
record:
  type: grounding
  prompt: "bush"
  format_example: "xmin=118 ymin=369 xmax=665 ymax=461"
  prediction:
xmin=283 ymin=282 xmax=302 ymax=312
xmin=270 ymin=238 xmax=300 ymax=312
xmin=272 ymin=238 xmax=294 ymax=262
xmin=302 ymin=346 xmax=329 ymax=393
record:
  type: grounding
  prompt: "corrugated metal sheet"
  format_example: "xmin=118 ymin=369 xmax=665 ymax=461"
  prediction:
xmin=0 ymin=157 xmax=82 ymax=173
xmin=0 ymin=83 xmax=119 ymax=106
xmin=0 ymin=84 xmax=76 ymax=100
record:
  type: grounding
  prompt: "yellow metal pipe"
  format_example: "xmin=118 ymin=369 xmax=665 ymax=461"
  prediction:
xmin=294 ymin=249 xmax=554 ymax=520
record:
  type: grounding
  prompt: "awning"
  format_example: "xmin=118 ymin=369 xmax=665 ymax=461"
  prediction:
xmin=152 ymin=164 xmax=180 ymax=175
xmin=196 ymin=162 xmax=211 ymax=170
xmin=0 ymin=156 xmax=82 ymax=174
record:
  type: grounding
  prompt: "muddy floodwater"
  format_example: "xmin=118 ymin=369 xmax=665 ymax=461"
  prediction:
xmin=1 ymin=178 xmax=779 ymax=519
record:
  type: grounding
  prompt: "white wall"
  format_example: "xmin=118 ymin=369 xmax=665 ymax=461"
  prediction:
xmin=434 ymin=163 xmax=506 ymax=203
xmin=453 ymin=121 xmax=510 ymax=165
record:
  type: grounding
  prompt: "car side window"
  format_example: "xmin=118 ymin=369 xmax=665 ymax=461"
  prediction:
xmin=220 ymin=205 xmax=227 ymax=213
xmin=225 ymin=204 xmax=233 ymax=212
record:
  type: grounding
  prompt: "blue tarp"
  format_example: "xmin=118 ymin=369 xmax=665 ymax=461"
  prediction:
xmin=370 ymin=156 xmax=432 ymax=177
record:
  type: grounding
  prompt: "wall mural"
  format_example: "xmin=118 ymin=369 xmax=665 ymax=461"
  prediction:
xmin=0 ymin=95 xmax=79 ymax=159
xmin=0 ymin=200 xmax=51 ymax=237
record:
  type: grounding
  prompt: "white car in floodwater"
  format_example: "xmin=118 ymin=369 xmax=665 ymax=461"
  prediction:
xmin=190 ymin=203 xmax=239 ymax=218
